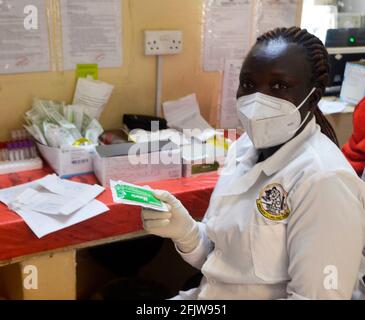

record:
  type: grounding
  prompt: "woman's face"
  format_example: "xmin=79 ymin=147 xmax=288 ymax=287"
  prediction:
xmin=237 ymin=39 xmax=318 ymax=121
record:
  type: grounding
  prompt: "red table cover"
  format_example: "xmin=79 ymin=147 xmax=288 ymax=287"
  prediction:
xmin=0 ymin=168 xmax=218 ymax=261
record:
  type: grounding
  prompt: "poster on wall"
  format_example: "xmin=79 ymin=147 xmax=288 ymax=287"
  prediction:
xmin=0 ymin=0 xmax=50 ymax=74
xmin=202 ymin=0 xmax=253 ymax=72
xmin=61 ymin=0 xmax=123 ymax=70
xmin=254 ymin=0 xmax=302 ymax=38
xmin=220 ymin=59 xmax=242 ymax=129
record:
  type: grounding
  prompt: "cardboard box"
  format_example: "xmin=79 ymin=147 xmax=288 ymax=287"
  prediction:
xmin=93 ymin=141 xmax=182 ymax=187
xmin=340 ymin=61 xmax=365 ymax=104
xmin=182 ymin=161 xmax=222 ymax=177
xmin=181 ymin=143 xmax=226 ymax=177
xmin=37 ymin=142 xmax=96 ymax=178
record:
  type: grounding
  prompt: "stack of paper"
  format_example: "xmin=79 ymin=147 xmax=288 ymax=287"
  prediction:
xmin=162 ymin=94 xmax=217 ymax=142
xmin=0 ymin=174 xmax=109 ymax=238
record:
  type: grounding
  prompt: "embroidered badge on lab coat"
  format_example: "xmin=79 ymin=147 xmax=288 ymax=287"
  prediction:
xmin=256 ymin=184 xmax=290 ymax=221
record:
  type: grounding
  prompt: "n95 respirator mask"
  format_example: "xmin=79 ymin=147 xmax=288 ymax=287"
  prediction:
xmin=236 ymin=88 xmax=316 ymax=149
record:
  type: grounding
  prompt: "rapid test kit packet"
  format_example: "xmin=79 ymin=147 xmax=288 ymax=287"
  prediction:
xmin=110 ymin=180 xmax=169 ymax=212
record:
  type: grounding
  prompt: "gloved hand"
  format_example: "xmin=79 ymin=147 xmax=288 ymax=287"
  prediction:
xmin=142 ymin=190 xmax=200 ymax=253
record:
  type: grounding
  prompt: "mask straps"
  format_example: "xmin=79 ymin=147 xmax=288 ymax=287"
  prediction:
xmin=289 ymin=87 xmax=317 ymax=134
xmin=289 ymin=109 xmax=311 ymax=134
xmin=295 ymin=87 xmax=317 ymax=112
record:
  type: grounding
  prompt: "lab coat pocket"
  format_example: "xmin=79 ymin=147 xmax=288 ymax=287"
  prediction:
xmin=250 ymin=223 xmax=290 ymax=283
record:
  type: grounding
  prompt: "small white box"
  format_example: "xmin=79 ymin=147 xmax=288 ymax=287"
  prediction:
xmin=182 ymin=158 xmax=225 ymax=178
xmin=340 ymin=61 xmax=365 ymax=104
xmin=181 ymin=143 xmax=226 ymax=177
xmin=37 ymin=143 xmax=96 ymax=178
xmin=93 ymin=142 xmax=182 ymax=187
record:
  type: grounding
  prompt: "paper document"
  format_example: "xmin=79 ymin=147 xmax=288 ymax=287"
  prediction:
xmin=220 ymin=59 xmax=242 ymax=128
xmin=36 ymin=174 xmax=105 ymax=215
xmin=254 ymin=0 xmax=300 ymax=37
xmin=0 ymin=0 xmax=50 ymax=74
xmin=318 ymin=99 xmax=348 ymax=115
xmin=163 ymin=94 xmax=216 ymax=142
xmin=73 ymin=76 xmax=114 ymax=119
xmin=0 ymin=174 xmax=109 ymax=238
xmin=61 ymin=0 xmax=123 ymax=70
xmin=203 ymin=0 xmax=253 ymax=72
xmin=16 ymin=200 xmax=108 ymax=238
xmin=10 ymin=188 xmax=74 ymax=215
xmin=0 ymin=180 xmax=40 ymax=206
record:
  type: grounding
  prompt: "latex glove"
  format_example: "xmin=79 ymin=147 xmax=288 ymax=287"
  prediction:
xmin=142 ymin=190 xmax=200 ymax=253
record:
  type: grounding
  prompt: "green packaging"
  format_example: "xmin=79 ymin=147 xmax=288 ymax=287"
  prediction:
xmin=76 ymin=64 xmax=99 ymax=80
xmin=110 ymin=180 xmax=168 ymax=212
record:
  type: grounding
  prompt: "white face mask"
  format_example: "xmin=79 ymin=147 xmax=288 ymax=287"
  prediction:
xmin=236 ymin=88 xmax=316 ymax=149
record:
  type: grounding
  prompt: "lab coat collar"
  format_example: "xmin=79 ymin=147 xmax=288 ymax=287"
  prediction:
xmin=215 ymin=118 xmax=318 ymax=197
xmin=260 ymin=118 xmax=318 ymax=176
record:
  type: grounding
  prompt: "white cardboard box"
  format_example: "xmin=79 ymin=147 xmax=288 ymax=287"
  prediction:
xmin=93 ymin=141 xmax=182 ymax=187
xmin=36 ymin=143 xmax=96 ymax=178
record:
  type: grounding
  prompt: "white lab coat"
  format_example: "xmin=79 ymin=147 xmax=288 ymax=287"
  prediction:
xmin=173 ymin=118 xmax=365 ymax=300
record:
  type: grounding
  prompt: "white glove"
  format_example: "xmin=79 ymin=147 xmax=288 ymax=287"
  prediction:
xmin=142 ymin=190 xmax=200 ymax=253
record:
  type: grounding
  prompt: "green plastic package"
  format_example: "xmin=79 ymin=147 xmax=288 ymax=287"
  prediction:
xmin=110 ymin=180 xmax=168 ymax=212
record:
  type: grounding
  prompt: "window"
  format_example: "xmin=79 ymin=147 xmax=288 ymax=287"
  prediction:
xmin=301 ymin=0 xmax=365 ymax=44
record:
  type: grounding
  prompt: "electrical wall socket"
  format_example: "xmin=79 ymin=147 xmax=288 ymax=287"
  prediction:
xmin=144 ymin=30 xmax=183 ymax=56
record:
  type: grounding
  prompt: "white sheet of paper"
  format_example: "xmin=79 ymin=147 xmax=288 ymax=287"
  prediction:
xmin=61 ymin=0 xmax=123 ymax=70
xmin=163 ymin=94 xmax=201 ymax=124
xmin=220 ymin=59 xmax=242 ymax=129
xmin=72 ymin=77 xmax=114 ymax=119
xmin=0 ymin=0 xmax=50 ymax=74
xmin=15 ymin=200 xmax=109 ymax=238
xmin=37 ymin=174 xmax=104 ymax=196
xmin=318 ymin=100 xmax=348 ymax=115
xmin=181 ymin=142 xmax=210 ymax=162
xmin=0 ymin=175 xmax=109 ymax=238
xmin=36 ymin=174 xmax=105 ymax=215
xmin=174 ymin=115 xmax=216 ymax=142
xmin=203 ymin=0 xmax=253 ymax=72
xmin=254 ymin=0 xmax=300 ymax=37
xmin=163 ymin=94 xmax=216 ymax=142
xmin=0 ymin=180 xmax=40 ymax=206
xmin=11 ymin=188 xmax=74 ymax=215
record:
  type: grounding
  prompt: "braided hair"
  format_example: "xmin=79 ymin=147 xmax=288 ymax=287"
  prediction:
xmin=256 ymin=27 xmax=339 ymax=147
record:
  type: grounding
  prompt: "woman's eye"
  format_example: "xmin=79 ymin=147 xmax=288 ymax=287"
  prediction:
xmin=272 ymin=82 xmax=288 ymax=90
xmin=241 ymin=81 xmax=254 ymax=89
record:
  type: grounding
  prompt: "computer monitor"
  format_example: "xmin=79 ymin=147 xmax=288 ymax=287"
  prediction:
xmin=324 ymin=28 xmax=365 ymax=96
xmin=325 ymin=28 xmax=365 ymax=47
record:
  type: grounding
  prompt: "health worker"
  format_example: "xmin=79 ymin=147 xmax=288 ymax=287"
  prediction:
xmin=142 ymin=27 xmax=365 ymax=300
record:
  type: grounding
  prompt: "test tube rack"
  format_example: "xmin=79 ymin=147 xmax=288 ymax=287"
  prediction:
xmin=0 ymin=129 xmax=43 ymax=175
